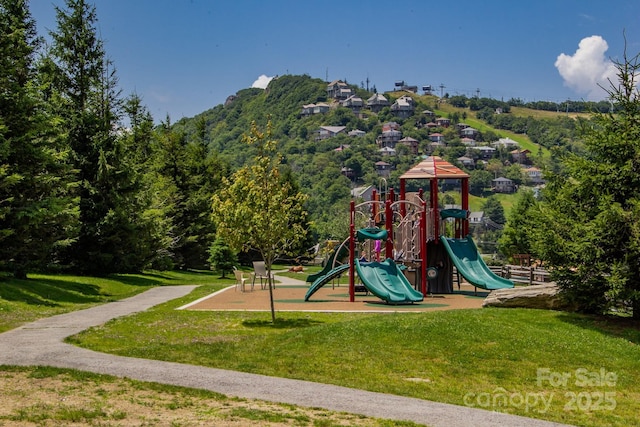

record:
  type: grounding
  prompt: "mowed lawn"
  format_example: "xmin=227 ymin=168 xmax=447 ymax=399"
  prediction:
xmin=1 ymin=270 xmax=639 ymax=426
xmin=68 ymin=281 xmax=640 ymax=427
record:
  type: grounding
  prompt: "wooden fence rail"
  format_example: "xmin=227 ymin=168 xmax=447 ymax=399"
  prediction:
xmin=495 ymin=265 xmax=553 ymax=286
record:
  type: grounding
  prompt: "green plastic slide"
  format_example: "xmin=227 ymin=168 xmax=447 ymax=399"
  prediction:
xmin=306 ymin=242 xmax=349 ymax=284
xmin=304 ymin=264 xmax=350 ymax=301
xmin=355 ymin=258 xmax=424 ymax=304
xmin=440 ymin=236 xmax=514 ymax=290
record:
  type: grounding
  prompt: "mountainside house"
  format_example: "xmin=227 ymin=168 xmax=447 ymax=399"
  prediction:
xmin=327 ymin=80 xmax=352 ymax=100
xmin=348 ymin=129 xmax=366 ymax=137
xmin=341 ymin=166 xmax=356 ymax=179
xmin=525 ymin=166 xmax=544 ymax=184
xmin=460 ymin=127 xmax=479 ymax=139
xmin=351 ymin=185 xmax=376 ymax=200
xmin=468 ymin=211 xmax=485 ymax=225
xmin=493 ymin=137 xmax=519 ymax=149
xmin=457 ymin=156 xmax=475 ymax=168
xmin=315 ymin=126 xmax=346 ymax=140
xmin=469 ymin=145 xmax=496 ymax=160
xmin=390 ymin=95 xmax=415 ymax=118
xmin=429 ymin=133 xmax=445 ymax=143
xmin=379 ymin=146 xmax=396 ymax=156
xmin=302 ymin=103 xmax=330 ymax=116
xmin=341 ymin=95 xmax=364 ymax=111
xmin=510 ymin=148 xmax=531 ymax=164
xmin=377 ymin=129 xmax=403 ymax=148
xmin=375 ymin=161 xmax=392 ymax=177
xmin=461 ymin=137 xmax=477 ymax=146
xmin=492 ymin=177 xmax=515 ymax=193
xmin=367 ymin=93 xmax=390 ymax=112
xmin=398 ymin=136 xmax=419 ymax=155
xmin=435 ymin=117 xmax=451 ymax=128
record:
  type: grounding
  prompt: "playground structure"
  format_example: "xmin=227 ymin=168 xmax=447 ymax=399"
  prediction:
xmin=305 ymin=156 xmax=513 ymax=304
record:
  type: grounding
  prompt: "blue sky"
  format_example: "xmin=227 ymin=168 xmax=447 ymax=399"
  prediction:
xmin=30 ymin=0 xmax=640 ymax=122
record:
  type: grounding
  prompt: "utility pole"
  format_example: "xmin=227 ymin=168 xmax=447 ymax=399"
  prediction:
xmin=439 ymin=83 xmax=445 ymax=98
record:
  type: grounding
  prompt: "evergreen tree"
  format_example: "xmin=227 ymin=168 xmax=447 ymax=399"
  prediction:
xmin=482 ymin=195 xmax=506 ymax=225
xmin=0 ymin=0 xmax=75 ymax=278
xmin=48 ymin=0 xmax=152 ymax=274
xmin=208 ymin=237 xmax=237 ymax=278
xmin=498 ymin=190 xmax=537 ymax=260
xmin=155 ymin=116 xmax=228 ymax=269
xmin=533 ymin=47 xmax=640 ymax=318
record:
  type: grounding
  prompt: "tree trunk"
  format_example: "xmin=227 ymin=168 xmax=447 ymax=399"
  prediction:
xmin=268 ymin=273 xmax=276 ymax=324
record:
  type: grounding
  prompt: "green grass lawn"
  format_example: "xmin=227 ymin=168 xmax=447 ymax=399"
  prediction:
xmin=0 ymin=270 xmax=225 ymax=333
xmin=67 ymin=284 xmax=640 ymax=427
xmin=2 ymin=271 xmax=639 ymax=426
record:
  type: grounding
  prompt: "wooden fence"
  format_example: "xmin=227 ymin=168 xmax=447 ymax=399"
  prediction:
xmin=494 ymin=265 xmax=553 ymax=286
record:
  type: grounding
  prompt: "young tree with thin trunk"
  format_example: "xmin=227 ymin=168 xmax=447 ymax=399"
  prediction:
xmin=212 ymin=120 xmax=309 ymax=323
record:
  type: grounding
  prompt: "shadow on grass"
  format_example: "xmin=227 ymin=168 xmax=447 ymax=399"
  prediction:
xmin=557 ymin=312 xmax=640 ymax=345
xmin=0 ymin=277 xmax=103 ymax=306
xmin=109 ymin=274 xmax=165 ymax=287
xmin=242 ymin=317 xmax=324 ymax=329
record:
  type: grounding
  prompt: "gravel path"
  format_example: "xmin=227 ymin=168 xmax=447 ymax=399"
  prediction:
xmin=0 ymin=285 xmax=571 ymax=427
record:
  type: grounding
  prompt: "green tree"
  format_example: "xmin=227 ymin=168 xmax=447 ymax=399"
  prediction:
xmin=48 ymin=0 xmax=154 ymax=274
xmin=468 ymin=169 xmax=493 ymax=196
xmin=483 ymin=195 xmax=506 ymax=224
xmin=208 ymin=237 xmax=237 ymax=278
xmin=533 ymin=48 xmax=640 ymax=318
xmin=0 ymin=0 xmax=76 ymax=278
xmin=498 ymin=190 xmax=537 ymax=260
xmin=212 ymin=120 xmax=309 ymax=323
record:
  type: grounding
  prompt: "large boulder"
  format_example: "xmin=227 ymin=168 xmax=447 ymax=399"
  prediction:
xmin=483 ymin=283 xmax=568 ymax=310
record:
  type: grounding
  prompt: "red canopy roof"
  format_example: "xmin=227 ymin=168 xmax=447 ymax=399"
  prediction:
xmin=399 ymin=156 xmax=469 ymax=180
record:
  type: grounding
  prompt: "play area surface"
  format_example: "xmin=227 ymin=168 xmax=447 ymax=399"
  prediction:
xmin=183 ymin=272 xmax=488 ymax=313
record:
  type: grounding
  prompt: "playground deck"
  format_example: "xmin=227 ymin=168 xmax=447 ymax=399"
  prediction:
xmin=182 ymin=273 xmax=488 ymax=313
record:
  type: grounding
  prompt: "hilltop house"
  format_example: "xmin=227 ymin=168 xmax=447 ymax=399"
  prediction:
xmin=390 ymin=95 xmax=415 ymax=118
xmin=327 ymin=80 xmax=352 ymax=100
xmin=367 ymin=93 xmax=390 ymax=112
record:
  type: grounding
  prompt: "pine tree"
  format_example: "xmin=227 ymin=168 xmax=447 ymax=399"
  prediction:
xmin=0 ymin=0 xmax=75 ymax=278
xmin=47 ymin=0 xmax=154 ymax=274
xmin=533 ymin=46 xmax=640 ymax=318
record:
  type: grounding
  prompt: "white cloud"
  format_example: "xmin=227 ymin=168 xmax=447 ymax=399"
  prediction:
xmin=555 ymin=35 xmax=617 ymax=100
xmin=251 ymin=74 xmax=274 ymax=89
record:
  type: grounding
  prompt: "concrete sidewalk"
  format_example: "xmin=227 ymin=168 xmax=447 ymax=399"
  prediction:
xmin=0 ymin=285 xmax=571 ymax=427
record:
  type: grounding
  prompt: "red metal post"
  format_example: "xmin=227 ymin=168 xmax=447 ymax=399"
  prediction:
xmin=399 ymin=178 xmax=406 ymax=218
xmin=385 ymin=198 xmax=393 ymax=260
xmin=421 ymin=201 xmax=428 ymax=295
xmin=461 ymin=177 xmax=469 ymax=237
xmin=430 ymin=178 xmax=439 ymax=243
xmin=349 ymin=200 xmax=355 ymax=302
xmin=372 ymin=189 xmax=378 ymax=224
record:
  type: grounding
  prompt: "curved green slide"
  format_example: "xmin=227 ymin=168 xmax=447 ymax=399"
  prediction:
xmin=304 ymin=264 xmax=350 ymax=301
xmin=355 ymin=258 xmax=424 ymax=304
xmin=440 ymin=236 xmax=514 ymax=290
xmin=306 ymin=242 xmax=349 ymax=284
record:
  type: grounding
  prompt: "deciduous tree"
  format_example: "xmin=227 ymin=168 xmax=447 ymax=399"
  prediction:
xmin=212 ymin=120 xmax=309 ymax=322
